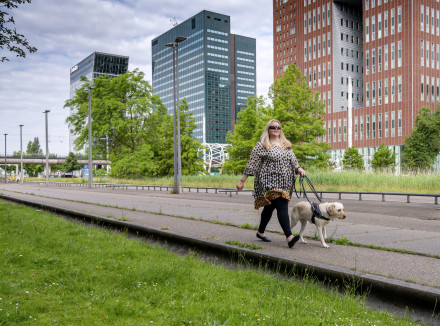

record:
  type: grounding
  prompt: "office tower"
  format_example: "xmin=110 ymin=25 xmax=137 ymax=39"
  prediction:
xmin=68 ymin=52 xmax=129 ymax=153
xmin=151 ymin=10 xmax=256 ymax=147
xmin=273 ymin=0 xmax=440 ymax=171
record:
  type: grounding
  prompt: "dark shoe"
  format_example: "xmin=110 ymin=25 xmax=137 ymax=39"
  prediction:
xmin=256 ymin=232 xmax=271 ymax=242
xmin=288 ymin=235 xmax=300 ymax=248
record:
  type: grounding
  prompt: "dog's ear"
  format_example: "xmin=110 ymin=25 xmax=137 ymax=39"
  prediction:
xmin=328 ymin=204 xmax=335 ymax=214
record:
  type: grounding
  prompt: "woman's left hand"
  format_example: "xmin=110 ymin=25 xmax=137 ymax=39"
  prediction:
xmin=297 ymin=167 xmax=306 ymax=177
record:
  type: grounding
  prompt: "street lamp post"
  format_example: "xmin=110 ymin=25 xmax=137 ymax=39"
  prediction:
xmin=19 ymin=125 xmax=23 ymax=184
xmin=43 ymin=110 xmax=50 ymax=185
xmin=165 ymin=36 xmax=186 ymax=194
xmin=4 ymin=133 xmax=7 ymax=184
xmin=88 ymin=86 xmax=95 ymax=189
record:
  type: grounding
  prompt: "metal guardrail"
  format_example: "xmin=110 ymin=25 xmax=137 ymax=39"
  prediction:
xmin=22 ymin=181 xmax=440 ymax=204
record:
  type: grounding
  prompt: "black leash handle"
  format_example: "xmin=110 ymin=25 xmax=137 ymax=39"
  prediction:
xmin=294 ymin=175 xmax=323 ymax=204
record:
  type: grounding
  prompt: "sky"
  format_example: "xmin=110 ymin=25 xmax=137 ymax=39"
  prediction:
xmin=0 ymin=0 xmax=274 ymax=156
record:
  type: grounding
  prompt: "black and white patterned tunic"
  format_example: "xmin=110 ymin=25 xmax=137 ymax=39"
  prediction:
xmin=244 ymin=142 xmax=300 ymax=209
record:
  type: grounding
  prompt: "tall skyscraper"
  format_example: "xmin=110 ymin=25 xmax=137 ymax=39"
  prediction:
xmin=69 ymin=52 xmax=129 ymax=153
xmin=273 ymin=0 xmax=440 ymax=171
xmin=151 ymin=10 xmax=256 ymax=147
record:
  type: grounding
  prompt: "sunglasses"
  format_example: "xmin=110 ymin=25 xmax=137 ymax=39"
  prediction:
xmin=269 ymin=126 xmax=281 ymax=130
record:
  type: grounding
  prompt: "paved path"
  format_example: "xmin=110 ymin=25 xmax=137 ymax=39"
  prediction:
xmin=1 ymin=183 xmax=439 ymax=291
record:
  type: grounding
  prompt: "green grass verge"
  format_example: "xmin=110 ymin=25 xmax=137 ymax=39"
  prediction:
xmin=0 ymin=201 xmax=421 ymax=325
xmin=26 ymin=170 xmax=440 ymax=194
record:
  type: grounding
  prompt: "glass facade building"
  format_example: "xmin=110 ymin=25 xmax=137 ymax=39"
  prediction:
xmin=68 ymin=52 xmax=129 ymax=153
xmin=151 ymin=10 xmax=256 ymax=145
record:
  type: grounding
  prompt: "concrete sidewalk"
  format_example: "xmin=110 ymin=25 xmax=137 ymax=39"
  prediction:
xmin=1 ymin=183 xmax=440 ymax=316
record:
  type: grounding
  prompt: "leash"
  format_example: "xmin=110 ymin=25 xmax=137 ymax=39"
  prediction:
xmin=294 ymin=175 xmax=329 ymax=224
xmin=294 ymin=175 xmax=324 ymax=204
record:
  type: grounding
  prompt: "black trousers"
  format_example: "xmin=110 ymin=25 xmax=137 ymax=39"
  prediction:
xmin=258 ymin=196 xmax=292 ymax=238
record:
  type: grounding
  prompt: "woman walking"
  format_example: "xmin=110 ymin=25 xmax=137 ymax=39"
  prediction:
xmin=236 ymin=119 xmax=306 ymax=248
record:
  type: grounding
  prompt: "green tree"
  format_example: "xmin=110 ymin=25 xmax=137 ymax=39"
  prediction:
xmin=342 ymin=146 xmax=364 ymax=170
xmin=402 ymin=106 xmax=440 ymax=172
xmin=271 ymin=63 xmax=331 ymax=168
xmin=371 ymin=142 xmax=395 ymax=172
xmin=26 ymin=137 xmax=43 ymax=156
xmin=222 ymin=96 xmax=271 ymax=174
xmin=63 ymin=152 xmax=81 ymax=173
xmin=151 ymin=99 xmax=204 ymax=176
xmin=1 ymin=0 xmax=37 ymax=62
xmin=65 ymin=70 xmax=163 ymax=179
xmin=24 ymin=164 xmax=43 ymax=177
xmin=179 ymin=99 xmax=205 ymax=175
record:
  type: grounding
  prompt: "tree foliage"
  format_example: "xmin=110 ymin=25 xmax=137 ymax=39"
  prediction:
xmin=371 ymin=142 xmax=395 ymax=172
xmin=26 ymin=137 xmax=43 ymax=156
xmin=222 ymin=96 xmax=270 ymax=174
xmin=0 ymin=0 xmax=37 ymax=62
xmin=223 ymin=64 xmax=331 ymax=174
xmin=65 ymin=69 xmax=204 ymax=179
xmin=401 ymin=106 xmax=440 ymax=172
xmin=63 ymin=152 xmax=81 ymax=173
xmin=342 ymin=146 xmax=364 ymax=170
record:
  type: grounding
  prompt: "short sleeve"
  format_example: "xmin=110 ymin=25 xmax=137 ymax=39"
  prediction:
xmin=244 ymin=142 xmax=265 ymax=176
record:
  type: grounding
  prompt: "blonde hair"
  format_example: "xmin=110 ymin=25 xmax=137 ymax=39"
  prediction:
xmin=260 ymin=119 xmax=292 ymax=150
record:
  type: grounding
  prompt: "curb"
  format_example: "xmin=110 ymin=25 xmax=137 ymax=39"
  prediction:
xmin=1 ymin=193 xmax=439 ymax=314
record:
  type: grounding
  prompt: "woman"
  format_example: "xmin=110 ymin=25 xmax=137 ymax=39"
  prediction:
xmin=236 ymin=119 xmax=306 ymax=248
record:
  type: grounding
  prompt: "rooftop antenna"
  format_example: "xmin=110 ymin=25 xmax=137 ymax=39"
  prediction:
xmin=170 ymin=17 xmax=178 ymax=27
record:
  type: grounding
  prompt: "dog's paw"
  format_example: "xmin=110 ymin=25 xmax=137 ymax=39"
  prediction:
xmin=301 ymin=239 xmax=307 ymax=244
xmin=322 ymin=244 xmax=330 ymax=248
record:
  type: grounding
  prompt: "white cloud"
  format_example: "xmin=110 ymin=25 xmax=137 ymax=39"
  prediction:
xmin=0 ymin=0 xmax=273 ymax=155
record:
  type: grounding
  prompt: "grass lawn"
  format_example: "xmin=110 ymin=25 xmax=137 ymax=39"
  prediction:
xmin=0 ymin=201 xmax=420 ymax=325
xmin=26 ymin=170 xmax=440 ymax=194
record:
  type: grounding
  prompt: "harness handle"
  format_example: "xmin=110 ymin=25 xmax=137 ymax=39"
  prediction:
xmin=294 ymin=175 xmax=324 ymax=204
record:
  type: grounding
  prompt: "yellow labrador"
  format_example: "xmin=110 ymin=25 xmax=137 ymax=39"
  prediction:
xmin=290 ymin=201 xmax=346 ymax=248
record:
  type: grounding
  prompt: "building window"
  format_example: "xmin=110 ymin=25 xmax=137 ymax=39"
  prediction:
xmin=391 ymin=111 xmax=395 ymax=137
xmin=360 ymin=115 xmax=364 ymax=140
xmin=385 ymin=78 xmax=388 ymax=104
xmin=378 ymin=113 xmax=382 ymax=138
xmin=378 ymin=80 xmax=382 ymax=105
xmin=366 ymin=115 xmax=370 ymax=139
xmin=328 ymin=122 xmax=331 ymax=143
xmin=384 ymin=44 xmax=388 ymax=70
xmin=333 ymin=120 xmax=337 ymax=143
xmin=378 ymin=46 xmax=382 ymax=72
xmin=354 ymin=116 xmax=358 ymax=141
xmin=385 ymin=112 xmax=389 ymax=138
xmin=398 ymin=75 xmax=402 ymax=102
xmin=421 ymin=74 xmax=424 ymax=101
xmin=421 ymin=5 xmax=424 ymax=31
xmin=338 ymin=119 xmax=342 ymax=142
xmin=398 ymin=41 xmax=402 ymax=67
xmin=398 ymin=6 xmax=402 ymax=33
xmin=372 ymin=81 xmax=376 ymax=106
xmin=384 ymin=11 xmax=388 ymax=37
xmin=378 ymin=13 xmax=382 ymax=39
xmin=366 ymin=82 xmax=370 ymax=107
xmin=372 ymin=114 xmax=376 ymax=139
xmin=366 ymin=18 xmax=369 ymax=43
xmin=426 ymin=41 xmax=430 ymax=68
xmin=391 ymin=43 xmax=395 ymax=69
xmin=372 ymin=48 xmax=376 ymax=73
xmin=366 ymin=50 xmax=369 ymax=75
xmin=343 ymin=118 xmax=347 ymax=141
xmin=398 ymin=110 xmax=402 ymax=136
xmin=372 ymin=15 xmax=376 ymax=41
xmin=421 ymin=40 xmax=424 ymax=66
xmin=391 ymin=8 xmax=395 ymax=35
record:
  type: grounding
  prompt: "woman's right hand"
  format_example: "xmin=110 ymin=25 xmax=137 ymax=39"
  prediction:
xmin=236 ymin=180 xmax=244 ymax=191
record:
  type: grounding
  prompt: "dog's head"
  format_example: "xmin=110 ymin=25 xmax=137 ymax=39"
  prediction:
xmin=327 ymin=202 xmax=346 ymax=219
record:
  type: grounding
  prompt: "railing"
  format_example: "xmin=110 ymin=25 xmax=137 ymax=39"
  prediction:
xmin=21 ymin=181 xmax=440 ymax=204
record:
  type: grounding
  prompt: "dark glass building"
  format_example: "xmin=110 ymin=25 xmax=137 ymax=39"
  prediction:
xmin=69 ymin=52 xmax=129 ymax=153
xmin=151 ymin=10 xmax=256 ymax=145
